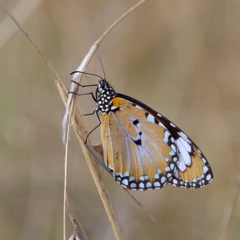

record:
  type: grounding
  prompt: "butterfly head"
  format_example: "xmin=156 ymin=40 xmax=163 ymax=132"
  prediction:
xmin=96 ymin=80 xmax=117 ymax=114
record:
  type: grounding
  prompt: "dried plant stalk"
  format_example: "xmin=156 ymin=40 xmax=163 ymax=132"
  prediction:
xmin=56 ymin=79 xmax=126 ymax=240
xmin=219 ymin=158 xmax=240 ymax=240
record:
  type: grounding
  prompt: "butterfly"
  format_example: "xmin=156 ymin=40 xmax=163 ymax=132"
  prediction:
xmin=71 ymin=72 xmax=213 ymax=191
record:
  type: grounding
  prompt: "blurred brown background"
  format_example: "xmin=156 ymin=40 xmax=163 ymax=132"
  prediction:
xmin=1 ymin=0 xmax=240 ymax=239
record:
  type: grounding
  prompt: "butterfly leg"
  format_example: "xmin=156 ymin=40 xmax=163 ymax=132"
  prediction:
xmin=68 ymin=91 xmax=97 ymax=102
xmin=84 ymin=110 xmax=101 ymax=144
xmin=71 ymin=80 xmax=98 ymax=88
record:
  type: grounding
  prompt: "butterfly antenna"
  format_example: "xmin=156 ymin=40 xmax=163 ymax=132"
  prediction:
xmin=97 ymin=57 xmax=106 ymax=80
xmin=70 ymin=71 xmax=104 ymax=80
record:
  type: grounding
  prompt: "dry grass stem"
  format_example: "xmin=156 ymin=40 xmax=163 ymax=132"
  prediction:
xmin=65 ymin=195 xmax=89 ymax=240
xmin=219 ymin=157 xmax=240 ymax=240
xmin=56 ymin=80 xmax=126 ymax=240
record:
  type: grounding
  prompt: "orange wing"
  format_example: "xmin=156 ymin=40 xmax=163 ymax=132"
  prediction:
xmin=101 ymin=97 xmax=213 ymax=190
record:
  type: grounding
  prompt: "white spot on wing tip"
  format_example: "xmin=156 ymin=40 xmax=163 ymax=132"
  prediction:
xmin=135 ymin=105 xmax=143 ymax=110
xmin=163 ymin=131 xmax=171 ymax=143
xmin=146 ymin=114 xmax=156 ymax=123
xmin=206 ymin=174 xmax=212 ymax=181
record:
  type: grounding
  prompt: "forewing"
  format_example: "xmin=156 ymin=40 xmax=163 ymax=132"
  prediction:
xmin=101 ymin=98 xmax=178 ymax=190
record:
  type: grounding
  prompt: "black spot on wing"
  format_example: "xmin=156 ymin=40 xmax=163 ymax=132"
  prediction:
xmin=133 ymin=138 xmax=142 ymax=145
xmin=154 ymin=118 xmax=159 ymax=124
xmin=133 ymin=119 xmax=139 ymax=125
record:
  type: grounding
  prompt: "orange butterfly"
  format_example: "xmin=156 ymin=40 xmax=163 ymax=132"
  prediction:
xmin=71 ymin=72 xmax=213 ymax=191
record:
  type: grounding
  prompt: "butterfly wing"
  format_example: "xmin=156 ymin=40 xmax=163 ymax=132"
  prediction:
xmin=101 ymin=94 xmax=213 ymax=190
